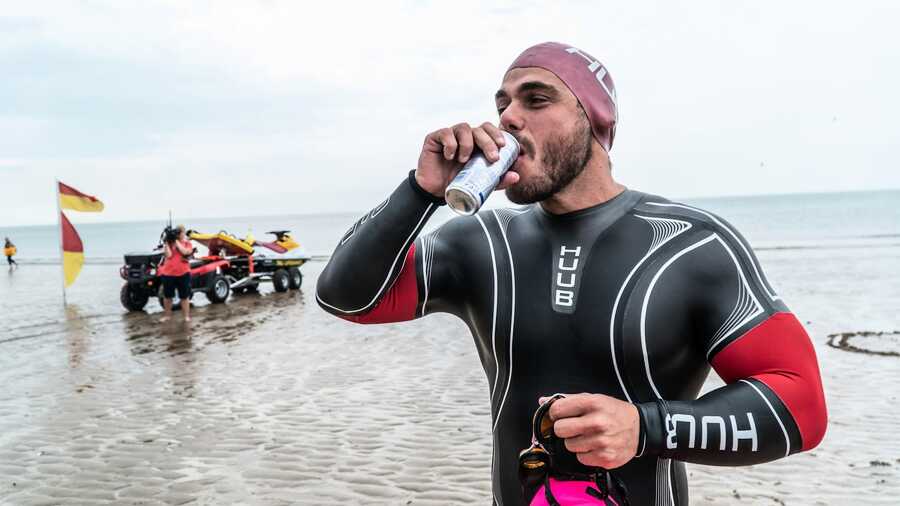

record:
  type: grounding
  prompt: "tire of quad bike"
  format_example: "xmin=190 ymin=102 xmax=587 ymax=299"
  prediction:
xmin=207 ymin=274 xmax=231 ymax=304
xmin=157 ymin=284 xmax=191 ymax=310
xmin=272 ymin=268 xmax=290 ymax=293
xmin=288 ymin=267 xmax=303 ymax=290
xmin=120 ymin=284 xmax=150 ymax=311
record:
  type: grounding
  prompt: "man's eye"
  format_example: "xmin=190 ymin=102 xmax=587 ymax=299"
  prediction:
xmin=497 ymin=105 xmax=508 ymax=115
xmin=529 ymin=96 xmax=548 ymax=105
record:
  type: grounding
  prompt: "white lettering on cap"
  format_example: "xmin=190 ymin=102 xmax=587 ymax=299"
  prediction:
xmin=564 ymin=47 xmax=617 ymax=107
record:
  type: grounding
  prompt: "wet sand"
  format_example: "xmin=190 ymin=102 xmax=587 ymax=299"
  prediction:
xmin=1 ymin=244 xmax=899 ymax=505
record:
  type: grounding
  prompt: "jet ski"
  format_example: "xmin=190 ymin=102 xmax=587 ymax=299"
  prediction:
xmin=188 ymin=230 xmax=255 ymax=256
xmin=248 ymin=230 xmax=300 ymax=254
xmin=186 ymin=228 xmax=309 ymax=295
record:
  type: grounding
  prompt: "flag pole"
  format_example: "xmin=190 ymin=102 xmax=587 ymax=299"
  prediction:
xmin=55 ymin=179 xmax=67 ymax=306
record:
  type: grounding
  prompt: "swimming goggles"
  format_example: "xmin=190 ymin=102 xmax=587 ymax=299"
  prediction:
xmin=517 ymin=394 xmax=630 ymax=505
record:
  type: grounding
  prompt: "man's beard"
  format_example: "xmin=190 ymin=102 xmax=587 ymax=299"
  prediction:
xmin=505 ymin=117 xmax=593 ymax=205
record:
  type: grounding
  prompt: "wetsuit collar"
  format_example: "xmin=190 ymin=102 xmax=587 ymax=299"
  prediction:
xmin=536 ymin=187 xmax=633 ymax=220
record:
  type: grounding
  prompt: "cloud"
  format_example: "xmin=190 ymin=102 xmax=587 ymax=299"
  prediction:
xmin=2 ymin=1 xmax=899 ymax=226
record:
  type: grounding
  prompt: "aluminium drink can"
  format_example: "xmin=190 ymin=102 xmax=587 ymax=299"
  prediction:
xmin=445 ymin=131 xmax=520 ymax=216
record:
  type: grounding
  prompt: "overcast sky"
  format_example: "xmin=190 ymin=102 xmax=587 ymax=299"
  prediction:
xmin=2 ymin=1 xmax=899 ymax=226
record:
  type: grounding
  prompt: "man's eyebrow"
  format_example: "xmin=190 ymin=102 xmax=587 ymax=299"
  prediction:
xmin=495 ymin=81 xmax=560 ymax=102
xmin=516 ymin=81 xmax=560 ymax=97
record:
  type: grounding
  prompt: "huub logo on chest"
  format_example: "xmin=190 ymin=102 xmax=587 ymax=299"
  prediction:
xmin=555 ymin=245 xmax=581 ymax=308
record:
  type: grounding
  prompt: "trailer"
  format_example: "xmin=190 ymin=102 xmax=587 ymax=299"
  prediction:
xmin=224 ymin=255 xmax=308 ymax=294
xmin=119 ymin=230 xmax=308 ymax=312
xmin=188 ymin=230 xmax=309 ymax=294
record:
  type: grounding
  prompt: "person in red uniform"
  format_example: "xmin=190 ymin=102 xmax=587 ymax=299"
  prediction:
xmin=316 ymin=42 xmax=828 ymax=505
xmin=158 ymin=225 xmax=194 ymax=322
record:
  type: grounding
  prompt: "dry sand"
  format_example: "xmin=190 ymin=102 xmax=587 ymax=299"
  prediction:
xmin=1 ymin=245 xmax=898 ymax=505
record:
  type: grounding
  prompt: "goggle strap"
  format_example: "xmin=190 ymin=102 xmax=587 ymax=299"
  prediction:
xmin=543 ymin=473 xmax=561 ymax=506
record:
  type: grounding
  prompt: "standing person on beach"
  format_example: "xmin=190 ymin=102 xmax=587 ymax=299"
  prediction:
xmin=317 ymin=42 xmax=827 ymax=505
xmin=159 ymin=225 xmax=194 ymax=322
xmin=4 ymin=237 xmax=18 ymax=268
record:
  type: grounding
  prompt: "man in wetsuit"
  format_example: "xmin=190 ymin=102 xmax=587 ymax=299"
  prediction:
xmin=316 ymin=42 xmax=827 ymax=505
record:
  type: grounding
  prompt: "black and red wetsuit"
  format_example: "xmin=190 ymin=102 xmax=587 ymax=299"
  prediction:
xmin=316 ymin=172 xmax=827 ymax=505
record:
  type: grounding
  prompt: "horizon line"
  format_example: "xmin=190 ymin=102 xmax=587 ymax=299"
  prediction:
xmin=2 ymin=186 xmax=898 ymax=229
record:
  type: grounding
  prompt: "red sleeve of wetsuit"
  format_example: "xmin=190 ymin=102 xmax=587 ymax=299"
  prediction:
xmin=340 ymin=245 xmax=419 ymax=324
xmin=711 ymin=312 xmax=828 ymax=451
xmin=316 ymin=172 xmax=443 ymax=321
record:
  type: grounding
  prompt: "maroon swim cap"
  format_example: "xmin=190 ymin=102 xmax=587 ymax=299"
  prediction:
xmin=507 ymin=42 xmax=618 ymax=152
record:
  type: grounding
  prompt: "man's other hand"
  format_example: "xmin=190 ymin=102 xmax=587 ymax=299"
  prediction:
xmin=539 ymin=393 xmax=640 ymax=469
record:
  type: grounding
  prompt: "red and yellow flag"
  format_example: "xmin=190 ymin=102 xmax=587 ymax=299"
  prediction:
xmin=59 ymin=182 xmax=104 ymax=212
xmin=61 ymin=212 xmax=84 ymax=287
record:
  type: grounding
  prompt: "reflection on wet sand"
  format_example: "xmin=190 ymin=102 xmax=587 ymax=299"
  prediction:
xmin=123 ymin=289 xmax=306 ymax=356
xmin=1 ymin=286 xmax=313 ymax=506
xmin=2 ymin=258 xmax=900 ymax=505
xmin=64 ymin=305 xmax=89 ymax=369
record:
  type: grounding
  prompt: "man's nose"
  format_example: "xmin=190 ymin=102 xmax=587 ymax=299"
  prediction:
xmin=500 ymin=103 xmax=524 ymax=133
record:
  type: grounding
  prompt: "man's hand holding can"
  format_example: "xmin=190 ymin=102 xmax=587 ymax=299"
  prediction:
xmin=415 ymin=122 xmax=520 ymax=200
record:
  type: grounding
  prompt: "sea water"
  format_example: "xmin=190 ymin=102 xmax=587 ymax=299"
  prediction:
xmin=1 ymin=189 xmax=898 ymax=263
xmin=2 ymin=187 xmax=897 ymax=341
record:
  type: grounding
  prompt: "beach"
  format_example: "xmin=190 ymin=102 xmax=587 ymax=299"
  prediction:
xmin=4 ymin=0 xmax=900 ymax=502
xmin=1 ymin=193 xmax=899 ymax=505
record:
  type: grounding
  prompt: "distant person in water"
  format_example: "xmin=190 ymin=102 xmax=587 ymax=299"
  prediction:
xmin=159 ymin=225 xmax=194 ymax=322
xmin=4 ymin=237 xmax=17 ymax=268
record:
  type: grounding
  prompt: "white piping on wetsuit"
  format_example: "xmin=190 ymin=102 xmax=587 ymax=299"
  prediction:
xmin=609 ymin=215 xmax=692 ymax=402
xmin=475 ymin=215 xmax=501 ymax=406
xmin=645 ymin=202 xmax=781 ymax=302
xmin=419 ymin=230 xmax=439 ymax=316
xmin=475 ymin=214 xmax=502 ymax=506
xmin=479 ymin=208 xmax=527 ymax=506
xmin=739 ymin=379 xmax=791 ymax=457
xmin=707 ymin=235 xmax=764 ymax=357
xmin=655 ymin=457 xmax=675 ymax=506
xmin=640 ymin=234 xmax=717 ymax=398
xmin=316 ymin=202 xmax=435 ymax=314
xmin=638 ymin=231 xmax=779 ymax=505
xmin=491 ymin=209 xmax=523 ymax=433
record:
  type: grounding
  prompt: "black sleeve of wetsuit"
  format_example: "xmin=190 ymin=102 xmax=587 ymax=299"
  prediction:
xmin=315 ymin=171 xmax=444 ymax=318
xmin=635 ymin=378 xmax=802 ymax=465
